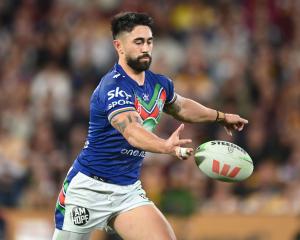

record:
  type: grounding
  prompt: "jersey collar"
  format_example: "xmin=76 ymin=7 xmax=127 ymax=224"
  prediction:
xmin=114 ymin=63 xmax=148 ymax=87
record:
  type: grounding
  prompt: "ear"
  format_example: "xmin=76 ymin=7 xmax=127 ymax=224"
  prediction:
xmin=113 ymin=39 xmax=124 ymax=55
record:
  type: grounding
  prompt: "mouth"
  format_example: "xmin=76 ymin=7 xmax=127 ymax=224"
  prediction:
xmin=139 ymin=56 xmax=151 ymax=61
xmin=139 ymin=54 xmax=151 ymax=59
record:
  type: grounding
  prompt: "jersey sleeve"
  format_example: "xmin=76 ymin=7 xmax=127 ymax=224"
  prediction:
xmin=163 ymin=76 xmax=177 ymax=105
xmin=102 ymin=82 xmax=136 ymax=123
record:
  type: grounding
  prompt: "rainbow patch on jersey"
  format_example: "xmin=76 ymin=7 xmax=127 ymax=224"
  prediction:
xmin=135 ymin=83 xmax=166 ymax=132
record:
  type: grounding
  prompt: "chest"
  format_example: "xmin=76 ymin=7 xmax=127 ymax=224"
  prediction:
xmin=134 ymin=83 xmax=167 ymax=131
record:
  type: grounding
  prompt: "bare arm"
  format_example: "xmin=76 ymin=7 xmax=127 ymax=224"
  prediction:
xmin=111 ymin=110 xmax=193 ymax=159
xmin=164 ymin=94 xmax=218 ymax=123
xmin=164 ymin=94 xmax=248 ymax=135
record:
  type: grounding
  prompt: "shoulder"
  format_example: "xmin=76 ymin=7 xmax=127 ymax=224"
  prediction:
xmin=100 ymin=69 xmax=123 ymax=88
xmin=146 ymin=71 xmax=174 ymax=90
xmin=147 ymin=70 xmax=172 ymax=83
xmin=147 ymin=70 xmax=176 ymax=104
xmin=97 ymin=69 xmax=131 ymax=96
xmin=91 ymin=69 xmax=126 ymax=106
xmin=95 ymin=70 xmax=135 ymax=111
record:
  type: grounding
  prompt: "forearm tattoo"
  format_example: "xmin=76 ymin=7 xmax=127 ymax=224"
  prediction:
xmin=164 ymin=101 xmax=181 ymax=116
xmin=113 ymin=119 xmax=127 ymax=133
xmin=112 ymin=113 xmax=143 ymax=133
xmin=134 ymin=115 xmax=144 ymax=125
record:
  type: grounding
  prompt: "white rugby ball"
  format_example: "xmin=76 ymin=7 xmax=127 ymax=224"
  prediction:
xmin=194 ymin=140 xmax=253 ymax=182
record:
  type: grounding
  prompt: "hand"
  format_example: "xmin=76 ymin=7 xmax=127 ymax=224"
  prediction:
xmin=165 ymin=124 xmax=194 ymax=160
xmin=175 ymin=146 xmax=194 ymax=160
xmin=221 ymin=113 xmax=248 ymax=136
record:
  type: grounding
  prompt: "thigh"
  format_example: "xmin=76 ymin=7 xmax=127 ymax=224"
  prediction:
xmin=55 ymin=171 xmax=113 ymax=233
xmin=111 ymin=205 xmax=176 ymax=240
xmin=52 ymin=228 xmax=91 ymax=240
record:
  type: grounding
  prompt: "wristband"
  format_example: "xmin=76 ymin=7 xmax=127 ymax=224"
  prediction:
xmin=215 ymin=110 xmax=219 ymax=121
xmin=215 ymin=110 xmax=225 ymax=122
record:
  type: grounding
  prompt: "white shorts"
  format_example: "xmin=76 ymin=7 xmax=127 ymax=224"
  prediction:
xmin=54 ymin=166 xmax=153 ymax=233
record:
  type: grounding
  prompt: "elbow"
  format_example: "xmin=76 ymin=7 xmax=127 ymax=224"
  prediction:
xmin=126 ymin=135 xmax=138 ymax=148
xmin=122 ymin=127 xmax=140 ymax=148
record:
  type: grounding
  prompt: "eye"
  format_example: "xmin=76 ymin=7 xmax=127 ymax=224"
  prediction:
xmin=134 ymin=40 xmax=143 ymax=45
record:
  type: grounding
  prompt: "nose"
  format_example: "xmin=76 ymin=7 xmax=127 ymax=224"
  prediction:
xmin=141 ymin=42 xmax=151 ymax=53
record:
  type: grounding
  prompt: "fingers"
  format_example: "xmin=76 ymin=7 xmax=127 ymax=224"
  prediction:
xmin=224 ymin=126 xmax=232 ymax=136
xmin=239 ymin=117 xmax=248 ymax=124
xmin=237 ymin=122 xmax=245 ymax=131
xmin=175 ymin=147 xmax=194 ymax=160
xmin=171 ymin=123 xmax=192 ymax=144
xmin=224 ymin=122 xmax=247 ymax=136
xmin=222 ymin=114 xmax=248 ymax=135
xmin=174 ymin=123 xmax=184 ymax=135
xmin=178 ymin=138 xmax=192 ymax=145
xmin=225 ymin=114 xmax=248 ymax=124
xmin=170 ymin=123 xmax=185 ymax=139
xmin=232 ymin=121 xmax=246 ymax=132
xmin=171 ymin=124 xmax=193 ymax=159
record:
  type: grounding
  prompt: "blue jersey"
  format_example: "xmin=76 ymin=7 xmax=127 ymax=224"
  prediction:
xmin=74 ymin=63 xmax=176 ymax=185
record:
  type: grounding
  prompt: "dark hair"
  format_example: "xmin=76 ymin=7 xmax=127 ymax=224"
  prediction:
xmin=111 ymin=12 xmax=154 ymax=39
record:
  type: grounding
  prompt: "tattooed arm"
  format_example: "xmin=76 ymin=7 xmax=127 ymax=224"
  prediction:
xmin=164 ymin=94 xmax=218 ymax=123
xmin=164 ymin=94 xmax=248 ymax=135
xmin=111 ymin=111 xmax=193 ymax=158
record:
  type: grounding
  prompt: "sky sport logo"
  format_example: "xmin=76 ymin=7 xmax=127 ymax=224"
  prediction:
xmin=71 ymin=207 xmax=90 ymax=226
xmin=212 ymin=160 xmax=241 ymax=178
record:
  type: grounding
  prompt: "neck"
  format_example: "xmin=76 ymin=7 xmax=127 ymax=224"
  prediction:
xmin=118 ymin=59 xmax=145 ymax=85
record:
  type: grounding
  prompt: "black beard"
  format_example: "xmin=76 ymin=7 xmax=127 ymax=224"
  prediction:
xmin=126 ymin=54 xmax=152 ymax=73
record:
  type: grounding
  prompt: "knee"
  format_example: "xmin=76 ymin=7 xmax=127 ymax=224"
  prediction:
xmin=151 ymin=230 xmax=177 ymax=240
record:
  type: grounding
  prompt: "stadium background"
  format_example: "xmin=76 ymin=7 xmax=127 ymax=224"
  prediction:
xmin=0 ymin=0 xmax=299 ymax=239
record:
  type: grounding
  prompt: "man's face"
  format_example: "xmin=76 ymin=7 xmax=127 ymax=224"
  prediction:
xmin=116 ymin=25 xmax=153 ymax=72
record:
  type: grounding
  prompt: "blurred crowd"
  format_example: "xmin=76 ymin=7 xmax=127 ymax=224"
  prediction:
xmin=0 ymin=0 xmax=300 ymax=224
